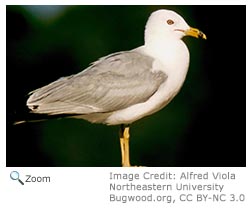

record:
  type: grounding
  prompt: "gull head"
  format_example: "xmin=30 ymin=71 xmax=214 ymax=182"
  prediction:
xmin=145 ymin=9 xmax=206 ymax=44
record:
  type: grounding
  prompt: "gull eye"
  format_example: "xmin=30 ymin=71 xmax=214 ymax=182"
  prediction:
xmin=167 ymin=19 xmax=174 ymax=25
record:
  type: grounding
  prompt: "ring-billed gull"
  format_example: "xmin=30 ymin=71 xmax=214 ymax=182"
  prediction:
xmin=26 ymin=9 xmax=206 ymax=167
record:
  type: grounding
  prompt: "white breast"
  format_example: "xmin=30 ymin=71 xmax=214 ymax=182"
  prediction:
xmin=105 ymin=41 xmax=190 ymax=125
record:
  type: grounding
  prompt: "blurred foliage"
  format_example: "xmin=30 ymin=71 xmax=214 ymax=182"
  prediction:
xmin=7 ymin=5 xmax=245 ymax=167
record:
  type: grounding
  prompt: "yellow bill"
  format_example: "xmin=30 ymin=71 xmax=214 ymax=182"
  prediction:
xmin=185 ymin=27 xmax=207 ymax=39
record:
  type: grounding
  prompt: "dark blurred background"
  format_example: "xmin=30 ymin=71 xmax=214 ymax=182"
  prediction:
xmin=6 ymin=5 xmax=246 ymax=167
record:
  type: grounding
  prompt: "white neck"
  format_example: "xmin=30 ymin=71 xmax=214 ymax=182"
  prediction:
xmin=142 ymin=37 xmax=190 ymax=76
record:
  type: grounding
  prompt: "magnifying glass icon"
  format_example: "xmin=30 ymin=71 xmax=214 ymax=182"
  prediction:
xmin=10 ymin=171 xmax=24 ymax=185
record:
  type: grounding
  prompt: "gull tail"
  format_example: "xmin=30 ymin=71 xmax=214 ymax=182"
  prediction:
xmin=13 ymin=113 xmax=79 ymax=125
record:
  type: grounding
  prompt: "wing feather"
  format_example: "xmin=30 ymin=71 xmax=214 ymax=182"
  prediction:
xmin=27 ymin=51 xmax=167 ymax=115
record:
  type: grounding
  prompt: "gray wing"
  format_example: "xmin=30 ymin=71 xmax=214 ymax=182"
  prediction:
xmin=27 ymin=51 xmax=168 ymax=115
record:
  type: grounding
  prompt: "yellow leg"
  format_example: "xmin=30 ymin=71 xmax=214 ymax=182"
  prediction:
xmin=120 ymin=125 xmax=131 ymax=167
